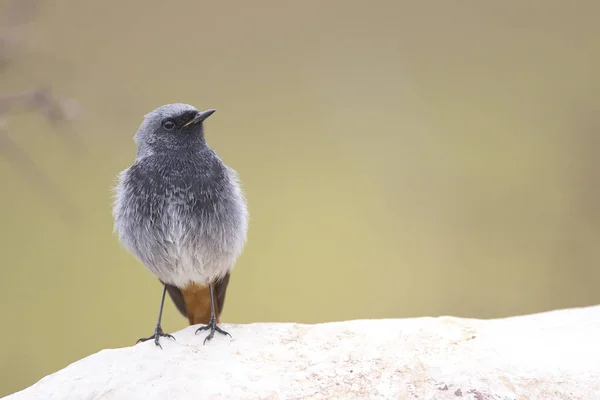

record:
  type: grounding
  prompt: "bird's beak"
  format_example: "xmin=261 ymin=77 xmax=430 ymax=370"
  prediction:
xmin=183 ymin=109 xmax=216 ymax=127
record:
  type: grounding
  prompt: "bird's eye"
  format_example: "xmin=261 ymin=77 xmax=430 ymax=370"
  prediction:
xmin=162 ymin=120 xmax=175 ymax=130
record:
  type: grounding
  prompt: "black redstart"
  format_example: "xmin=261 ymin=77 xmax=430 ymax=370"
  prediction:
xmin=112 ymin=103 xmax=249 ymax=348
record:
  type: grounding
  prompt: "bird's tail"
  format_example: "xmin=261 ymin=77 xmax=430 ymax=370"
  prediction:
xmin=164 ymin=273 xmax=231 ymax=325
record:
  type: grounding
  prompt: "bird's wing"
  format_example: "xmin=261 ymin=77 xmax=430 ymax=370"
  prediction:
xmin=213 ymin=272 xmax=231 ymax=317
xmin=164 ymin=282 xmax=187 ymax=317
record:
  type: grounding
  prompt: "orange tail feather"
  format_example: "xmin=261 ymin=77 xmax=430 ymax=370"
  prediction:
xmin=181 ymin=283 xmax=216 ymax=325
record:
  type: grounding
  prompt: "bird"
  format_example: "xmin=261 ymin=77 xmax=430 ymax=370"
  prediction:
xmin=112 ymin=103 xmax=249 ymax=348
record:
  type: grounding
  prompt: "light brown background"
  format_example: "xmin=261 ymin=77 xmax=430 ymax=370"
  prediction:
xmin=1 ymin=0 xmax=599 ymax=396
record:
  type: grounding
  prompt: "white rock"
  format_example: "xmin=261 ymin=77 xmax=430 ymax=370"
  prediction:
xmin=6 ymin=306 xmax=600 ymax=400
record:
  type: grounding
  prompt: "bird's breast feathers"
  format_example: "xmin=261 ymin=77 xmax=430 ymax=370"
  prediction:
xmin=113 ymin=161 xmax=248 ymax=287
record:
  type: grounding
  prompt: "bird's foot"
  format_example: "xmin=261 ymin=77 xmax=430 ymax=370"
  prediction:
xmin=136 ymin=325 xmax=175 ymax=349
xmin=195 ymin=317 xmax=232 ymax=345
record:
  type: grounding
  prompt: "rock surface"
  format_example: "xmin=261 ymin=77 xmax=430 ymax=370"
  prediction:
xmin=6 ymin=306 xmax=600 ymax=400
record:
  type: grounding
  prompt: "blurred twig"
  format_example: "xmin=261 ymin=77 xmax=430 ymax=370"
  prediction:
xmin=0 ymin=86 xmax=81 ymax=147
xmin=0 ymin=0 xmax=81 ymax=222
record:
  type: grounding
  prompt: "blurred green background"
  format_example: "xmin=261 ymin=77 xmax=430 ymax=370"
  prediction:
xmin=1 ymin=0 xmax=600 ymax=396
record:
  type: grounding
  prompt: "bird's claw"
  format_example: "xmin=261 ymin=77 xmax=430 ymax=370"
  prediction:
xmin=195 ymin=317 xmax=232 ymax=345
xmin=136 ymin=325 xmax=175 ymax=349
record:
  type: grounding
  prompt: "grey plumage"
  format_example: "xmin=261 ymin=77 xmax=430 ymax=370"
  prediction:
xmin=112 ymin=103 xmax=249 ymax=290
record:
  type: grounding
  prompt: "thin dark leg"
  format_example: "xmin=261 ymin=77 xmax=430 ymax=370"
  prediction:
xmin=195 ymin=282 xmax=232 ymax=345
xmin=136 ymin=283 xmax=176 ymax=349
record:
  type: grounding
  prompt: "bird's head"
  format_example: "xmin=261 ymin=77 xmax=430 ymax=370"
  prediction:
xmin=133 ymin=103 xmax=216 ymax=157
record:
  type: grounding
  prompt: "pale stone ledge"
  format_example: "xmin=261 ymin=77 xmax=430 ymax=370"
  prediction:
xmin=6 ymin=306 xmax=600 ymax=399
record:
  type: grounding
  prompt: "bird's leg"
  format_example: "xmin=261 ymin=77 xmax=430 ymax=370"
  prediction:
xmin=195 ymin=281 xmax=232 ymax=344
xmin=136 ymin=283 xmax=175 ymax=349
